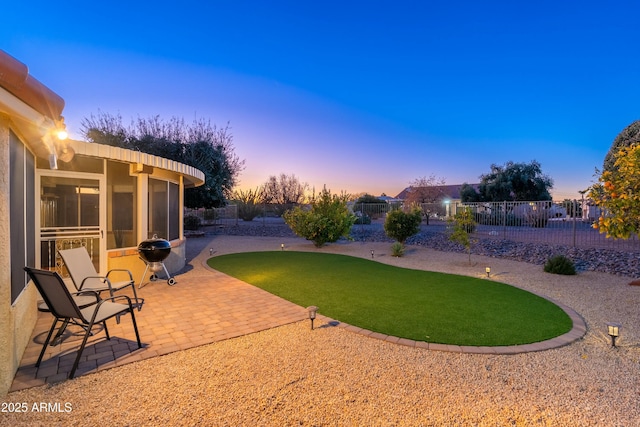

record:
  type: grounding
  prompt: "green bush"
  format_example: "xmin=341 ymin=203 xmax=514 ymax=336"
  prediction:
xmin=184 ymin=214 xmax=202 ymax=230
xmin=391 ymin=242 xmax=405 ymax=257
xmin=283 ymin=187 xmax=356 ymax=247
xmin=384 ymin=208 xmax=422 ymax=244
xmin=544 ymin=255 xmax=576 ymax=275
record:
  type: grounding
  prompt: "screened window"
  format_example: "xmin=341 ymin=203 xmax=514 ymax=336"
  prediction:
xmin=107 ymin=161 xmax=137 ymax=248
xmin=148 ymin=179 xmax=180 ymax=240
xmin=168 ymin=182 xmax=179 ymax=240
xmin=10 ymin=131 xmax=35 ymax=303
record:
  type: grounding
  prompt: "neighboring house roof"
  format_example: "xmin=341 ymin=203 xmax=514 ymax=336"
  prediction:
xmin=395 ymin=184 xmax=480 ymax=201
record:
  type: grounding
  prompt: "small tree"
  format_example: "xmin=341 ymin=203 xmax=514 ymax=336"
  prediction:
xmin=449 ymin=208 xmax=476 ymax=264
xmin=283 ymin=187 xmax=355 ymax=247
xmin=590 ymin=143 xmax=640 ymax=238
xmin=262 ymin=173 xmax=309 ymax=216
xmin=384 ymin=208 xmax=422 ymax=244
xmin=404 ymin=175 xmax=447 ymax=205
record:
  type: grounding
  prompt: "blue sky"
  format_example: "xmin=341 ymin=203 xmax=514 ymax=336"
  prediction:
xmin=3 ymin=1 xmax=639 ymax=199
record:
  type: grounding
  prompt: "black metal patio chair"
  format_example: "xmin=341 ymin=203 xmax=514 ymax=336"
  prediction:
xmin=24 ymin=267 xmax=143 ymax=379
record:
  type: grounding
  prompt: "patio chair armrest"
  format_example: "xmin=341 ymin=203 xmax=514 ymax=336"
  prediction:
xmin=87 ymin=295 xmax=134 ymax=324
xmin=71 ymin=290 xmax=101 ymax=301
xmin=94 ymin=294 xmax=138 ymax=314
xmin=106 ymin=268 xmax=134 ymax=282
xmin=80 ymin=275 xmax=111 ymax=290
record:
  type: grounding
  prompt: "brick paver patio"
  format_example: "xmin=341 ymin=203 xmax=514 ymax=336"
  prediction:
xmin=10 ymin=237 xmax=308 ymax=392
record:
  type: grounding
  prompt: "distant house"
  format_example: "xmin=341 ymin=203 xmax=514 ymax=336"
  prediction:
xmin=394 ymin=184 xmax=480 ymax=218
xmin=0 ymin=49 xmax=204 ymax=396
xmin=395 ymin=184 xmax=480 ymax=203
xmin=376 ymin=194 xmax=402 ymax=204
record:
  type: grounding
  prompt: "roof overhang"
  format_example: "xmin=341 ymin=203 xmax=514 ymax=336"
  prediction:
xmin=68 ymin=139 xmax=205 ymax=188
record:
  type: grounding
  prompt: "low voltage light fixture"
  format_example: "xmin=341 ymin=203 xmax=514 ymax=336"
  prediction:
xmin=307 ymin=306 xmax=318 ymax=330
xmin=371 ymin=249 xmax=375 ymax=258
xmin=485 ymin=267 xmax=491 ymax=277
xmin=281 ymin=243 xmax=285 ymax=251
xmin=209 ymin=248 xmax=213 ymax=256
xmin=606 ymin=322 xmax=621 ymax=348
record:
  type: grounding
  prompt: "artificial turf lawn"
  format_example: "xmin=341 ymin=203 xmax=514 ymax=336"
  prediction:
xmin=207 ymin=251 xmax=573 ymax=346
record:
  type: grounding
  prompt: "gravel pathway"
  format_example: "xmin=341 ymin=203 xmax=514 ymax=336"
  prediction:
xmin=1 ymin=234 xmax=639 ymax=426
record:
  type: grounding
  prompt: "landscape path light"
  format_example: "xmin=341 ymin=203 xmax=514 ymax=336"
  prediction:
xmin=607 ymin=322 xmax=621 ymax=348
xmin=485 ymin=267 xmax=491 ymax=277
xmin=307 ymin=306 xmax=318 ymax=330
xmin=371 ymin=249 xmax=374 ymax=258
xmin=281 ymin=243 xmax=285 ymax=251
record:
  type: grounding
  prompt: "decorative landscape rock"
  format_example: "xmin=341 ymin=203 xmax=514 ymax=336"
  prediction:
xmin=207 ymin=221 xmax=640 ymax=278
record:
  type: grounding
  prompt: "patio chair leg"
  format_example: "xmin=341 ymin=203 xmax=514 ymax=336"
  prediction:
xmin=36 ymin=318 xmax=60 ymax=368
xmin=103 ymin=322 xmax=110 ymax=340
xmin=51 ymin=318 xmax=71 ymax=345
xmin=129 ymin=307 xmax=142 ymax=348
xmin=69 ymin=320 xmax=95 ymax=379
xmin=130 ymin=283 xmax=142 ymax=310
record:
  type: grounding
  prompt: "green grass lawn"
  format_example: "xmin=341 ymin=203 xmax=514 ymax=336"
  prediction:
xmin=207 ymin=251 xmax=572 ymax=346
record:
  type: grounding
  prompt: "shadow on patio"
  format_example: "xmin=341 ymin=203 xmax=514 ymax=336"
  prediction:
xmin=11 ymin=236 xmax=308 ymax=392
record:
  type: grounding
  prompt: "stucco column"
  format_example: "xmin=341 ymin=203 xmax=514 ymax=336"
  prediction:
xmin=137 ymin=172 xmax=148 ymax=243
xmin=0 ymin=116 xmax=12 ymax=395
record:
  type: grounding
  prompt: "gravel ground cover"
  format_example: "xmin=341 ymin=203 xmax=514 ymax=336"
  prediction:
xmin=2 ymin=233 xmax=639 ymax=426
xmin=212 ymin=220 xmax=640 ymax=277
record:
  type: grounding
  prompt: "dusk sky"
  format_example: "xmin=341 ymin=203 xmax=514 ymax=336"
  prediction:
xmin=3 ymin=1 xmax=639 ymax=200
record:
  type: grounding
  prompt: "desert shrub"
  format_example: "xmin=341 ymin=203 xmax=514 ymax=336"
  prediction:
xmin=233 ymin=188 xmax=264 ymax=221
xmin=283 ymin=187 xmax=356 ymax=247
xmin=544 ymin=255 xmax=576 ymax=275
xmin=391 ymin=242 xmax=405 ymax=257
xmin=384 ymin=208 xmax=422 ymax=244
xmin=184 ymin=214 xmax=202 ymax=230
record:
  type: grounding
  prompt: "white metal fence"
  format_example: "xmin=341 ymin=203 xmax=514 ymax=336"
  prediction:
xmin=184 ymin=205 xmax=238 ymax=226
xmin=184 ymin=200 xmax=640 ymax=252
xmin=450 ymin=200 xmax=639 ymax=251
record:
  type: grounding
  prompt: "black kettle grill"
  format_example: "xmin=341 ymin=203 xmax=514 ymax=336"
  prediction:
xmin=138 ymin=235 xmax=176 ymax=287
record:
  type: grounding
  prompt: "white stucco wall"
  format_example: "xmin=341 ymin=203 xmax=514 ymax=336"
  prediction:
xmin=0 ymin=120 xmax=38 ymax=396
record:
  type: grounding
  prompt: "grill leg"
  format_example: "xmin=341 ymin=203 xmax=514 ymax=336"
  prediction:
xmin=138 ymin=263 xmax=151 ymax=289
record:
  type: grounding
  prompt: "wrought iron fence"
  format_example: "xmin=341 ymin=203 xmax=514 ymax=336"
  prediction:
xmin=184 ymin=205 xmax=238 ymax=226
xmin=452 ymin=200 xmax=640 ymax=251
xmin=184 ymin=200 xmax=640 ymax=252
